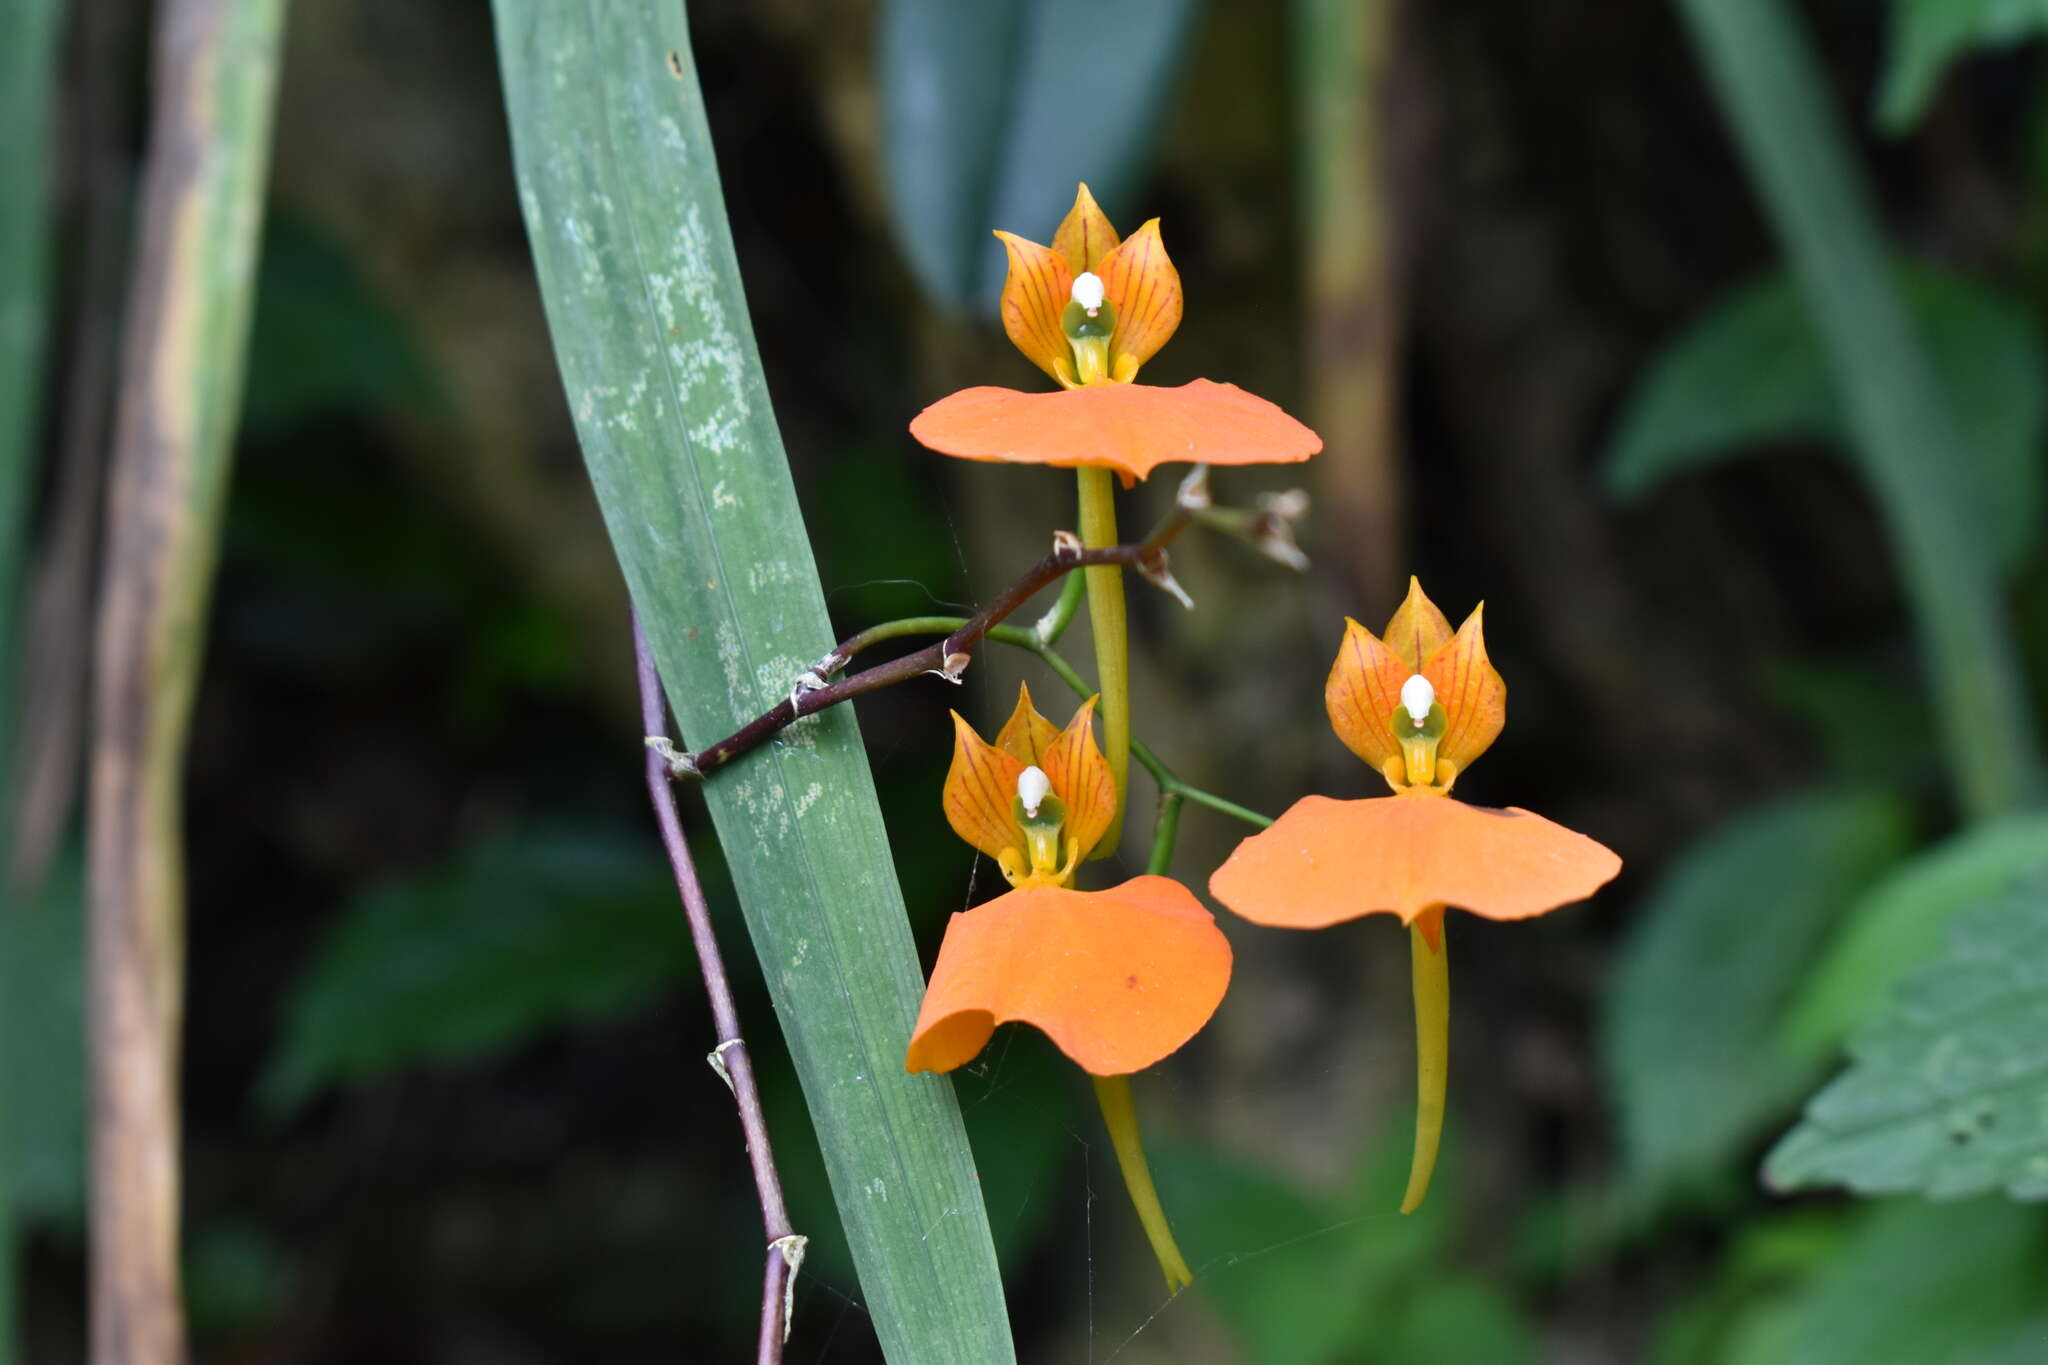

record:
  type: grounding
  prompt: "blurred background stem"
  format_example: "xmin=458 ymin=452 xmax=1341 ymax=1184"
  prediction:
xmin=8 ymin=0 xmax=141 ymax=898
xmin=1294 ymin=0 xmax=1404 ymax=606
xmin=89 ymin=0 xmax=284 ymax=1359
xmin=1674 ymin=0 xmax=2044 ymax=821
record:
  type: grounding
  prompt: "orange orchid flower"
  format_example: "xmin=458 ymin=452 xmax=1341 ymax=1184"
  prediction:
xmin=908 ymin=183 xmax=1322 ymax=487
xmin=1208 ymin=579 xmax=1621 ymax=1213
xmin=906 ymin=683 xmax=1232 ymax=1290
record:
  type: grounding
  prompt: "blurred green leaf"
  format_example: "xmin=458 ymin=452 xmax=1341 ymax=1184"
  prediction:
xmin=0 ymin=0 xmax=60 ymax=748
xmin=1781 ymin=812 xmax=2048 ymax=1057
xmin=1878 ymin=0 xmax=2048 ymax=133
xmin=1379 ymin=1276 xmax=1537 ymax=1365
xmin=260 ymin=831 xmax=686 ymax=1116
xmin=1605 ymin=264 xmax=2047 ymax=570
xmin=1761 ymin=658 xmax=1932 ymax=786
xmin=1969 ymin=1315 xmax=2048 ymax=1365
xmin=1153 ymin=1144 xmax=1372 ymax=1365
xmin=1767 ymin=863 xmax=2048 ymax=1199
xmin=1654 ymin=1212 xmax=1851 ymax=1365
xmin=1150 ymin=1126 xmax=1465 ymax=1365
xmin=1604 ymin=790 xmax=1910 ymax=1209
xmin=881 ymin=0 xmax=1201 ymax=309
xmin=185 ymin=1220 xmax=292 ymax=1341
xmin=241 ymin=215 xmax=434 ymax=429
xmin=1721 ymin=1198 xmax=2043 ymax=1365
xmin=0 ymin=853 xmax=86 ymax=1228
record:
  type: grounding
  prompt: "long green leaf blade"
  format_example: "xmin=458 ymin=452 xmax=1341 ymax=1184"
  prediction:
xmin=489 ymin=7 xmax=1015 ymax=1360
xmin=1670 ymin=0 xmax=2043 ymax=820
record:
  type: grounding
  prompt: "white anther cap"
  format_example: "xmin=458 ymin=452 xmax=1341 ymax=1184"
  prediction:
xmin=1017 ymin=765 xmax=1052 ymax=817
xmin=1401 ymin=674 xmax=1436 ymax=727
xmin=1070 ymin=271 xmax=1105 ymax=314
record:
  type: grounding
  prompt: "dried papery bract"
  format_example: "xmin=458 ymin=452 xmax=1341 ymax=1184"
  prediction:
xmin=1210 ymin=580 xmax=1620 ymax=1211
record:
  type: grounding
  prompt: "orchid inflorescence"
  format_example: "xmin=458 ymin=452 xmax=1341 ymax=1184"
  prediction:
xmin=705 ymin=184 xmax=1623 ymax=1297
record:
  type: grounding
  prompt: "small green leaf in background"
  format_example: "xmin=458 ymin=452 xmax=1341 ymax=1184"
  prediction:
xmin=1604 ymin=790 xmax=1910 ymax=1210
xmin=1969 ymin=1315 xmax=2048 ymax=1365
xmin=1652 ymin=1212 xmax=1850 ymax=1365
xmin=240 ymin=215 xmax=436 ymax=430
xmin=1379 ymin=1276 xmax=1537 ymax=1365
xmin=0 ymin=854 xmax=86 ymax=1229
xmin=1720 ymin=1198 xmax=2044 ymax=1365
xmin=259 ymin=831 xmax=687 ymax=1117
xmin=184 ymin=1220 xmax=293 ymax=1342
xmin=1149 ymin=1126 xmax=1532 ymax=1365
xmin=1761 ymin=659 xmax=1932 ymax=788
xmin=1877 ymin=0 xmax=2048 ymax=133
xmin=1766 ymin=861 xmax=2048 ymax=1199
xmin=881 ymin=0 xmax=1202 ymax=310
xmin=1603 ymin=264 xmax=2047 ymax=571
xmin=1779 ymin=811 xmax=2048 ymax=1057
xmin=1153 ymin=1144 xmax=1379 ymax=1365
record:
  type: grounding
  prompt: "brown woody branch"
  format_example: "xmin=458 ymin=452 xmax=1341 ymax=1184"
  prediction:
xmin=662 ymin=516 xmax=1193 ymax=780
xmin=635 ymin=615 xmax=803 ymax=1365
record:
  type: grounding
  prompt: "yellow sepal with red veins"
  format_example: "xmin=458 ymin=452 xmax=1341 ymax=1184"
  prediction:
xmin=1050 ymin=182 xmax=1119 ymax=275
xmin=1096 ymin=219 xmax=1182 ymax=383
xmin=942 ymin=683 xmax=1117 ymax=883
xmin=994 ymin=681 xmax=1062 ymax=764
xmin=1382 ymin=575 xmax=1455 ymax=670
xmin=1041 ymin=697 xmax=1116 ymax=859
xmin=1422 ymin=604 xmax=1505 ymax=778
xmin=943 ymin=710 xmax=1028 ymax=863
xmin=1324 ymin=579 xmax=1506 ymax=793
xmin=993 ymin=185 xmax=1184 ymax=388
xmin=1326 ymin=616 xmax=1412 ymax=778
xmin=995 ymin=230 xmax=1077 ymax=387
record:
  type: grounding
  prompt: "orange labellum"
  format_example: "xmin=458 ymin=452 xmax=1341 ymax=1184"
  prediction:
xmin=908 ymin=379 xmax=1322 ymax=487
xmin=1208 ymin=792 xmax=1621 ymax=929
xmin=905 ymin=875 xmax=1233 ymax=1077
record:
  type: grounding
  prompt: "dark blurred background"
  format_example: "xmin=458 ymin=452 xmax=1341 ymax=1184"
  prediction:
xmin=10 ymin=0 xmax=2048 ymax=1360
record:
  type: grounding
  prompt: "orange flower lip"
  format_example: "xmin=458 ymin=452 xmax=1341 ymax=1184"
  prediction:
xmin=910 ymin=379 xmax=1322 ymax=486
xmin=1208 ymin=791 xmax=1621 ymax=929
xmin=905 ymin=874 xmax=1233 ymax=1077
